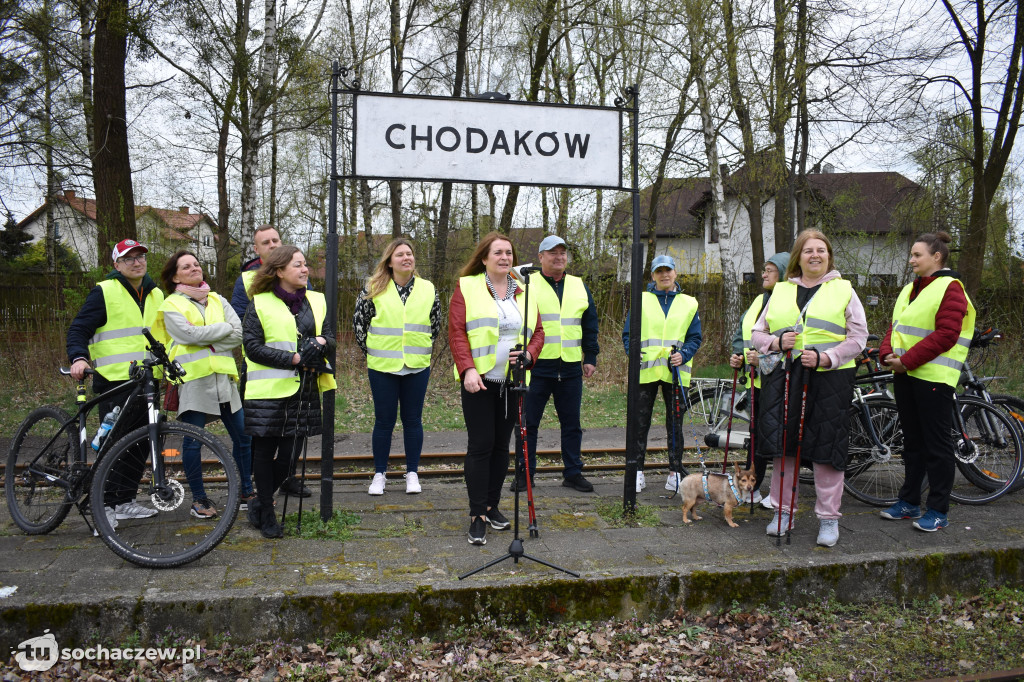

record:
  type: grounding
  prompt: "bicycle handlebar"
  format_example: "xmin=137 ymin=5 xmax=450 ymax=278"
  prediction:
xmin=971 ymin=327 xmax=1001 ymax=349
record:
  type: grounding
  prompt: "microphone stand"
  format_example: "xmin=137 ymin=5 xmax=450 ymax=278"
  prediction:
xmin=459 ymin=267 xmax=579 ymax=580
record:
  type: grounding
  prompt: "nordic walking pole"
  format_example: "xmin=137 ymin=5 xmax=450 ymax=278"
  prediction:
xmin=777 ymin=348 xmax=793 ymax=546
xmin=722 ymin=366 xmax=739 ymax=473
xmin=518 ymin=384 xmax=539 ymax=537
xmin=295 ymin=366 xmax=315 ymax=535
xmin=748 ymin=352 xmax=758 ymax=515
xmin=669 ymin=346 xmax=684 ymax=494
xmin=788 ymin=355 xmax=812 ymax=545
xmin=281 ymin=368 xmax=308 ymax=529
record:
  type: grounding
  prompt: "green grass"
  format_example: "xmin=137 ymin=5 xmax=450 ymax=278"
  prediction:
xmin=594 ymin=499 xmax=661 ymax=527
xmin=281 ymin=508 xmax=361 ymax=540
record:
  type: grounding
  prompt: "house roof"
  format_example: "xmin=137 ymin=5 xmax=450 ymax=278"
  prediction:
xmin=802 ymin=171 xmax=923 ymax=235
xmin=18 ymin=191 xmax=220 ymax=236
xmin=606 ymin=178 xmax=712 ymax=239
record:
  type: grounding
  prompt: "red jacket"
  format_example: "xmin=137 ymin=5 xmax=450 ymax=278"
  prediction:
xmin=448 ymin=279 xmax=545 ymax=378
xmin=879 ymin=272 xmax=969 ymax=371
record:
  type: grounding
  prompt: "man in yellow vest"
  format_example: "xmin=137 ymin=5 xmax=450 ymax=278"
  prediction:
xmin=66 ymin=238 xmax=162 ymax=526
xmin=512 ymin=235 xmax=601 ymax=493
xmin=230 ymin=225 xmax=309 ymax=498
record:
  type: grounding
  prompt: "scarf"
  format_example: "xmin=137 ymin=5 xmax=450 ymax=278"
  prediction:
xmin=273 ymin=283 xmax=307 ymax=314
xmin=176 ymin=282 xmax=211 ymax=306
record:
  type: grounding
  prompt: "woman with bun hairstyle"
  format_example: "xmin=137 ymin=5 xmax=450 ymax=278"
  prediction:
xmin=878 ymin=231 xmax=975 ymax=532
xmin=242 ymin=246 xmax=337 ymax=538
xmin=751 ymin=230 xmax=868 ymax=547
xmin=158 ymin=250 xmax=254 ymax=517
xmin=353 ymin=238 xmax=440 ymax=496
xmin=449 ymin=232 xmax=545 ymax=546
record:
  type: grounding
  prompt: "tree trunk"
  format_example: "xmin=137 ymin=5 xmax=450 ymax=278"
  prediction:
xmin=770 ymin=0 xmax=793 ymax=249
xmin=215 ymin=75 xmax=239 ymax=292
xmin=92 ymin=0 xmax=136 ymax=263
xmin=78 ymin=0 xmax=94 ymax=159
xmin=723 ymin=0 xmax=764 ymax=273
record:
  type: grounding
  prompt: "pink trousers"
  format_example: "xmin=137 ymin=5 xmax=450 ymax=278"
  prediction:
xmin=768 ymin=458 xmax=844 ymax=520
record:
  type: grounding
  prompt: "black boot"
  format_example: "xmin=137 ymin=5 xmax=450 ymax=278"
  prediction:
xmin=260 ymin=505 xmax=283 ymax=539
xmin=246 ymin=497 xmax=262 ymax=530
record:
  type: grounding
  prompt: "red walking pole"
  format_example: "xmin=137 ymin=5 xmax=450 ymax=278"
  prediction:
xmin=787 ymin=368 xmax=810 ymax=544
xmin=518 ymin=393 xmax=539 ymax=537
xmin=748 ymin=355 xmax=758 ymax=514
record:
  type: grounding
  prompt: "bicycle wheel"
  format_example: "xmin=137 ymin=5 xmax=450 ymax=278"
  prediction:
xmin=842 ymin=399 xmax=906 ymax=506
xmin=90 ymin=421 xmax=239 ymax=568
xmin=950 ymin=396 xmax=1024 ymax=504
xmin=5 ymin=406 xmax=78 ymax=534
xmin=991 ymin=394 xmax=1024 ymax=492
xmin=683 ymin=384 xmax=728 ymax=429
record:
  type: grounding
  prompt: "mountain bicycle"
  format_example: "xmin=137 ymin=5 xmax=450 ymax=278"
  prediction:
xmin=5 ymin=328 xmax=240 ymax=568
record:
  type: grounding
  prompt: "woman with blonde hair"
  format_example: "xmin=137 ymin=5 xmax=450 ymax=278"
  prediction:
xmin=242 ymin=246 xmax=337 ymax=538
xmin=449 ymin=232 xmax=545 ymax=546
xmin=353 ymin=238 xmax=440 ymax=495
xmin=751 ymin=230 xmax=867 ymax=547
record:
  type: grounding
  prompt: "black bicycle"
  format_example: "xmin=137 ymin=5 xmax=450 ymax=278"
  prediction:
xmin=5 ymin=329 xmax=239 ymax=567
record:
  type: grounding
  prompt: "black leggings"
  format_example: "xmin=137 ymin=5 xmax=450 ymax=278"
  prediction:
xmin=252 ymin=436 xmax=300 ymax=506
xmin=461 ymin=380 xmax=515 ymax=518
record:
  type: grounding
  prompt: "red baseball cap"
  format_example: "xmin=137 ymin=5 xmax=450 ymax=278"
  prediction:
xmin=111 ymin=239 xmax=148 ymax=262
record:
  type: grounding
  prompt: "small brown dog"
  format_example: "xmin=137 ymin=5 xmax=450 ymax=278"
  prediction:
xmin=680 ymin=464 xmax=758 ymax=528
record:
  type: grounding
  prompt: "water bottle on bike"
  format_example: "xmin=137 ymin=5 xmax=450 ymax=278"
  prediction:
xmin=90 ymin=406 xmax=120 ymax=451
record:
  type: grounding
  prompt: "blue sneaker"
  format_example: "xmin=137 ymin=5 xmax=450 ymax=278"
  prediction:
xmin=880 ymin=500 xmax=923 ymax=520
xmin=913 ymin=509 xmax=949 ymax=532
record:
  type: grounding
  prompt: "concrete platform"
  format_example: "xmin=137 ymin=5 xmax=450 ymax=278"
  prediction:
xmin=2 ymin=427 xmax=1022 ymax=650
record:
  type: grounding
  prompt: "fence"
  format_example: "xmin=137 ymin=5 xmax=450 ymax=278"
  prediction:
xmin=2 ymin=271 xmax=1022 ymax=363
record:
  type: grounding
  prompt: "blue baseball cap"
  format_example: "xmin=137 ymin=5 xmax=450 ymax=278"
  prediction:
xmin=651 ymin=254 xmax=676 ymax=271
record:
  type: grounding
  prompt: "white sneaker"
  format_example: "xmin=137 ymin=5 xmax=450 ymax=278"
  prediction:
xmin=96 ymin=506 xmax=118 ymax=535
xmin=405 ymin=471 xmax=421 ymax=494
xmin=114 ymin=500 xmax=157 ymax=520
xmin=750 ymin=490 xmax=764 ymax=505
xmin=635 ymin=471 xmax=646 ymax=493
xmin=665 ymin=472 xmax=683 ymax=491
xmin=368 ymin=472 xmax=386 ymax=496
xmin=760 ymin=494 xmax=773 ymax=509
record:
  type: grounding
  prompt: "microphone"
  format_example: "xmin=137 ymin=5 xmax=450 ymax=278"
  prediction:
xmin=518 ymin=266 xmax=542 ymax=275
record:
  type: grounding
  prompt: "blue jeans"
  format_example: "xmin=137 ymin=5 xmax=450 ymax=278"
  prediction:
xmin=180 ymin=405 xmax=254 ymax=499
xmin=514 ymin=374 xmax=584 ymax=479
xmin=367 ymin=367 xmax=430 ymax=474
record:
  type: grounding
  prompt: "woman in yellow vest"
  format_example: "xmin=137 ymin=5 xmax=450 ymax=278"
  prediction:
xmin=621 ymin=254 xmax=702 ymax=494
xmin=242 ymin=246 xmax=337 ymax=538
xmin=879 ymin=231 xmax=974 ymax=532
xmin=158 ymin=251 xmax=253 ymax=518
xmin=751 ymin=230 xmax=867 ymax=547
xmin=728 ymin=251 xmax=790 ymax=507
xmin=449 ymin=232 xmax=545 ymax=546
xmin=353 ymin=238 xmax=439 ymax=496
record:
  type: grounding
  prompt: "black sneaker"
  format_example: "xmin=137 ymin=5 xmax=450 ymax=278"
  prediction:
xmin=562 ymin=473 xmax=595 ymax=492
xmin=279 ymin=477 xmax=312 ymax=498
xmin=468 ymin=517 xmax=487 ymax=545
xmin=509 ymin=473 xmax=533 ymax=493
xmin=487 ymin=508 xmax=510 ymax=530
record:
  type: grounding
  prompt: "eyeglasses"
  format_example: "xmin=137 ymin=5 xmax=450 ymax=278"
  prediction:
xmin=118 ymin=254 xmax=147 ymax=265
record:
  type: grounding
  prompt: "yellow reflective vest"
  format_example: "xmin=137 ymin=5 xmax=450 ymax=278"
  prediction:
xmin=638 ymin=290 xmax=698 ymax=386
xmin=739 ymin=294 xmax=766 ymax=389
xmin=765 ymin=279 xmax=855 ymax=370
xmin=890 ymin=277 xmax=976 ymax=387
xmin=159 ymin=292 xmax=238 ymax=382
xmin=453 ymin=274 xmax=537 ymax=381
xmin=245 ymin=291 xmax=337 ymax=398
xmin=89 ymin=279 xmax=165 ymax=381
xmin=366 ymin=278 xmax=435 ymax=372
xmin=534 ymin=274 xmax=587 ymax=362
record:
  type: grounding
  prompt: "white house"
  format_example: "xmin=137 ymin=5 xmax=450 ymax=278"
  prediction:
xmin=607 ymin=169 xmax=926 ymax=287
xmin=18 ymin=190 xmax=221 ymax=272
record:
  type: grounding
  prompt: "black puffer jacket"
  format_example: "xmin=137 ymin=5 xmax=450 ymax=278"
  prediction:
xmin=755 ymin=360 xmax=855 ymax=470
xmin=242 ymin=295 xmax=337 ymax=437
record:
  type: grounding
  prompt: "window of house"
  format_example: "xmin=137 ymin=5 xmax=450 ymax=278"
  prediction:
xmin=868 ymin=274 xmax=896 ymax=287
xmin=742 ymin=272 xmax=756 ymax=283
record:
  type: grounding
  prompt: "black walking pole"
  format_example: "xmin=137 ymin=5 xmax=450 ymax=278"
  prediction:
xmin=459 ymin=267 xmax=578 ymax=580
xmin=776 ymin=349 xmax=793 ymax=546
xmin=281 ymin=368 xmax=308 ymax=530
